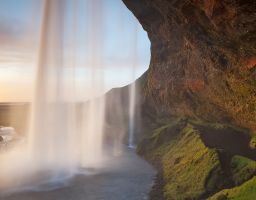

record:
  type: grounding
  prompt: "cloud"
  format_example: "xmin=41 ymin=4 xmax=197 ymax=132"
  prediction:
xmin=0 ymin=26 xmax=13 ymax=48
xmin=0 ymin=20 xmax=36 ymax=67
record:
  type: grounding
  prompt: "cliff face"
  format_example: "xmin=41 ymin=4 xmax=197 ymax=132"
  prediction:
xmin=122 ymin=0 xmax=256 ymax=131
xmin=119 ymin=1 xmax=256 ymax=199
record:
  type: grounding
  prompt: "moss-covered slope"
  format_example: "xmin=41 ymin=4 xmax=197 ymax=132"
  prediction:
xmin=137 ymin=118 xmax=256 ymax=200
xmin=208 ymin=177 xmax=256 ymax=200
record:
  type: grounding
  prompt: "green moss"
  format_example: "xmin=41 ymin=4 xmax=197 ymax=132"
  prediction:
xmin=249 ymin=135 xmax=256 ymax=149
xmin=211 ymin=72 xmax=256 ymax=131
xmin=140 ymin=121 xmax=221 ymax=199
xmin=151 ymin=124 xmax=172 ymax=138
xmin=138 ymin=118 xmax=256 ymax=200
xmin=230 ymin=156 xmax=256 ymax=185
xmin=189 ymin=119 xmax=251 ymax=134
xmin=208 ymin=177 xmax=256 ymax=200
xmin=189 ymin=119 xmax=227 ymax=130
xmin=139 ymin=118 xmax=184 ymax=158
xmin=137 ymin=120 xmax=181 ymax=161
xmin=162 ymin=125 xmax=220 ymax=199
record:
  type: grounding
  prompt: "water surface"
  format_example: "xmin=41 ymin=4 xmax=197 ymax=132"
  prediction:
xmin=0 ymin=149 xmax=155 ymax=200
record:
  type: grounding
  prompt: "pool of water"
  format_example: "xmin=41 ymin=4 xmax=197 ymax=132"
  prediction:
xmin=0 ymin=149 xmax=155 ymax=200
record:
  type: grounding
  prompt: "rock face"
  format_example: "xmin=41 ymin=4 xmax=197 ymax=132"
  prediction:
xmin=122 ymin=0 xmax=256 ymax=131
xmin=119 ymin=1 xmax=256 ymax=199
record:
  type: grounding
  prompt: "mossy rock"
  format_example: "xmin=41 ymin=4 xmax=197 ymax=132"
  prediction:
xmin=230 ymin=155 xmax=256 ymax=185
xmin=137 ymin=118 xmax=184 ymax=162
xmin=249 ymin=135 xmax=256 ymax=149
xmin=161 ymin=125 xmax=220 ymax=199
xmin=139 ymin=121 xmax=222 ymax=199
xmin=208 ymin=176 xmax=256 ymax=200
xmin=138 ymin=118 xmax=256 ymax=200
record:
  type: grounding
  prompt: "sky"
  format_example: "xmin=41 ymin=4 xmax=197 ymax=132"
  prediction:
xmin=0 ymin=0 xmax=150 ymax=102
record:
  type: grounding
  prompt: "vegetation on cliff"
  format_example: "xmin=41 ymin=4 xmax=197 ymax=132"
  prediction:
xmin=137 ymin=118 xmax=256 ymax=200
xmin=208 ymin=177 xmax=256 ymax=200
xmin=121 ymin=0 xmax=256 ymax=199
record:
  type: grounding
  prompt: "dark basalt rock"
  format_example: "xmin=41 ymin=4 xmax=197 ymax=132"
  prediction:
xmin=119 ymin=1 xmax=256 ymax=199
xmin=122 ymin=0 xmax=256 ymax=131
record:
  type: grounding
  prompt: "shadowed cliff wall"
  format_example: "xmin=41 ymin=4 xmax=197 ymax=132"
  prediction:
xmin=122 ymin=0 xmax=256 ymax=131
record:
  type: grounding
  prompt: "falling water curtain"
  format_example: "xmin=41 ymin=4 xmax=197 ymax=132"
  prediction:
xmin=0 ymin=0 xmax=150 ymax=190
xmin=29 ymin=0 xmax=108 ymax=171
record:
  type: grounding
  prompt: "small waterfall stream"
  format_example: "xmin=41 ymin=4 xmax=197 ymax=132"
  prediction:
xmin=128 ymin=24 xmax=138 ymax=149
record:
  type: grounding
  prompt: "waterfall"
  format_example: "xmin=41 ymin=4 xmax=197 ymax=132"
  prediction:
xmin=0 ymin=0 xmax=107 ymax=190
xmin=0 ymin=0 xmax=149 ymax=192
xmin=28 ymin=0 xmax=106 ymax=172
xmin=128 ymin=24 xmax=138 ymax=149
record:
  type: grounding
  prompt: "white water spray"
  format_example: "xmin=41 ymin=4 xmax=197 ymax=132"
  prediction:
xmin=0 ymin=0 xmax=149 ymax=192
xmin=0 ymin=0 xmax=106 ymax=190
xmin=29 ymin=0 xmax=107 ymax=171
